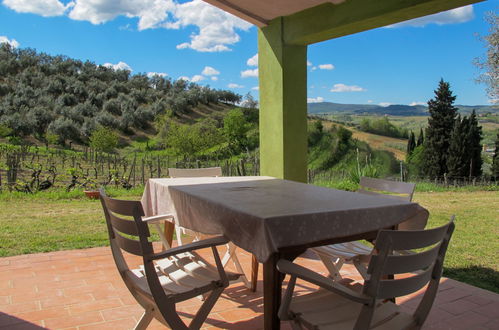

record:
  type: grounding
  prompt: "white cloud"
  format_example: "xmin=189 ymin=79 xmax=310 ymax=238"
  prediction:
xmin=379 ymin=102 xmax=392 ymax=107
xmin=3 ymin=0 xmax=70 ymax=17
xmin=251 ymin=86 xmax=259 ymax=90
xmin=202 ymin=66 xmax=220 ymax=76
xmin=5 ymin=0 xmax=252 ymax=52
xmin=330 ymin=83 xmax=366 ymax=92
xmin=102 ymin=61 xmax=132 ymax=71
xmin=307 ymin=60 xmax=312 ymax=66
xmin=367 ymin=100 xmax=373 ymax=103
xmin=311 ymin=66 xmax=317 ymax=71
xmin=0 ymin=36 xmax=20 ymax=48
xmin=307 ymin=97 xmax=325 ymax=103
xmin=228 ymin=83 xmax=243 ymax=88
xmin=190 ymin=74 xmax=205 ymax=82
xmin=172 ymin=0 xmax=252 ymax=52
xmin=241 ymin=68 xmax=258 ymax=78
xmin=409 ymin=101 xmax=426 ymax=106
xmin=319 ymin=64 xmax=334 ymax=70
xmin=211 ymin=76 xmax=218 ymax=81
xmin=147 ymin=72 xmax=167 ymax=78
xmin=68 ymin=0 xmax=175 ymax=28
xmin=178 ymin=76 xmax=190 ymax=81
xmin=389 ymin=5 xmax=474 ymax=28
xmin=247 ymin=54 xmax=258 ymax=66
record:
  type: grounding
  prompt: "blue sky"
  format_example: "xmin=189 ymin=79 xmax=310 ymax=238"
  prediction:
xmin=0 ymin=0 xmax=496 ymax=106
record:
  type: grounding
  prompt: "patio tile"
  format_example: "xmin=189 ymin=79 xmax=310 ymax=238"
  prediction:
xmin=0 ymin=246 xmax=498 ymax=329
xmin=100 ymin=305 xmax=144 ymax=322
xmin=40 ymin=293 xmax=94 ymax=309
xmin=15 ymin=307 xmax=69 ymax=322
xmin=43 ymin=310 xmax=103 ymax=329
xmin=78 ymin=317 xmax=137 ymax=330
xmin=443 ymin=310 xmax=491 ymax=329
xmin=472 ymin=301 xmax=499 ymax=318
xmin=439 ymin=298 xmax=481 ymax=315
xmin=484 ymin=318 xmax=499 ymax=329
xmin=67 ymin=298 xmax=123 ymax=315
xmin=0 ymin=302 xmax=39 ymax=315
xmin=11 ymin=289 xmax=63 ymax=305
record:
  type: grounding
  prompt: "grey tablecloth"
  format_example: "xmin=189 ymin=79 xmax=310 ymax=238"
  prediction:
xmin=141 ymin=176 xmax=428 ymax=262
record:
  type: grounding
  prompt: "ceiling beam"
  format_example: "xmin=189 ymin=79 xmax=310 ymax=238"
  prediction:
xmin=282 ymin=0 xmax=484 ymax=45
xmin=203 ymin=0 xmax=269 ymax=27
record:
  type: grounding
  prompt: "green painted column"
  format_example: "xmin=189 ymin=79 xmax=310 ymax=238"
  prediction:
xmin=258 ymin=18 xmax=308 ymax=182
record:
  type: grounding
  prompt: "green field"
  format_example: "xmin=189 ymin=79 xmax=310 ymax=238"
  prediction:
xmin=0 ymin=187 xmax=497 ymax=293
xmin=323 ymin=114 xmax=499 ymax=146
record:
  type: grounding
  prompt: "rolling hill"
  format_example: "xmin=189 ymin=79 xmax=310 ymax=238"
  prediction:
xmin=308 ymin=102 xmax=498 ymax=116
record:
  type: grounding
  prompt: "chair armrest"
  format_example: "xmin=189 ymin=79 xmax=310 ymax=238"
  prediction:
xmin=148 ymin=236 xmax=229 ymax=261
xmin=142 ymin=214 xmax=175 ymax=224
xmin=277 ymin=259 xmax=371 ymax=304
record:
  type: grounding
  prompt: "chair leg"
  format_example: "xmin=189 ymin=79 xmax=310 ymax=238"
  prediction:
xmin=316 ymin=253 xmax=344 ymax=281
xmin=223 ymin=243 xmax=251 ymax=289
xmin=189 ymin=287 xmax=224 ymax=329
xmin=176 ymin=225 xmax=184 ymax=245
xmin=134 ymin=308 xmax=154 ymax=330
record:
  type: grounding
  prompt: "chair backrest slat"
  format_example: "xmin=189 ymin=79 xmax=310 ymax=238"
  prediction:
xmin=114 ymin=231 xmax=144 ymax=256
xmin=375 ymin=267 xmax=433 ymax=299
xmin=168 ymin=167 xmax=222 ymax=178
xmin=109 ymin=213 xmax=139 ymax=236
xmin=376 ymin=223 xmax=450 ymax=251
xmin=104 ymin=197 xmax=144 ymax=217
xmin=359 ymin=177 xmax=415 ymax=201
xmin=371 ymin=244 xmax=441 ymax=275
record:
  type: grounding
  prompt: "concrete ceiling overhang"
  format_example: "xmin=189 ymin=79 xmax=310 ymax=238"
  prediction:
xmin=203 ymin=0 xmax=484 ymax=45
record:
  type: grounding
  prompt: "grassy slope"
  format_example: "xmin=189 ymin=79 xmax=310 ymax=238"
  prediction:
xmin=320 ymin=120 xmax=407 ymax=161
xmin=0 ymin=189 xmax=497 ymax=293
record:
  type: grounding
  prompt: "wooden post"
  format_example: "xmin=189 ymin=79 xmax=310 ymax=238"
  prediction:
xmin=141 ymin=158 xmax=145 ymax=185
xmin=157 ymin=156 xmax=161 ymax=178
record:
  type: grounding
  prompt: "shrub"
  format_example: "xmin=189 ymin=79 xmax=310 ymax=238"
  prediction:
xmin=89 ymin=127 xmax=118 ymax=153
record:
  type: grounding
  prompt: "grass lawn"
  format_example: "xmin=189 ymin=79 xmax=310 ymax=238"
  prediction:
xmin=0 ymin=189 xmax=498 ymax=293
xmin=414 ymin=191 xmax=499 ymax=293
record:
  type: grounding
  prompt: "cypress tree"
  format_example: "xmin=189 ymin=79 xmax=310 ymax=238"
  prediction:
xmin=422 ymin=79 xmax=458 ymax=178
xmin=466 ymin=110 xmax=483 ymax=177
xmin=417 ymin=128 xmax=424 ymax=146
xmin=492 ymin=133 xmax=499 ymax=179
xmin=447 ymin=115 xmax=469 ymax=178
xmin=406 ymin=131 xmax=416 ymax=157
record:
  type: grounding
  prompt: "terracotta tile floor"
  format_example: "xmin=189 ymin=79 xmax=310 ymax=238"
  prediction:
xmin=1 ymin=246 xmax=498 ymax=329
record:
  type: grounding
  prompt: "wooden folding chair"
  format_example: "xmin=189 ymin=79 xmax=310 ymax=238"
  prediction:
xmin=278 ymin=216 xmax=455 ymax=330
xmin=99 ymin=190 xmax=239 ymax=329
xmin=167 ymin=167 xmax=252 ymax=289
xmin=313 ymin=177 xmax=420 ymax=280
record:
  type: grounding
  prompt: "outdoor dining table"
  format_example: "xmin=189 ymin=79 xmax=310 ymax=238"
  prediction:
xmin=141 ymin=176 xmax=429 ymax=330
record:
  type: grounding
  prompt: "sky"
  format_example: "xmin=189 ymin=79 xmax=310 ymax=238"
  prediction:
xmin=0 ymin=0 xmax=496 ymax=106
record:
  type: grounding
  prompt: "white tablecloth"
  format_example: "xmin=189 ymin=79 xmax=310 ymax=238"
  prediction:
xmin=141 ymin=176 xmax=428 ymax=262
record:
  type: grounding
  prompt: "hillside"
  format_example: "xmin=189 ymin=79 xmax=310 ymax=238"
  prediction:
xmin=0 ymin=44 xmax=241 ymax=147
xmin=320 ymin=120 xmax=407 ymax=161
xmin=308 ymin=102 xmax=498 ymax=116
